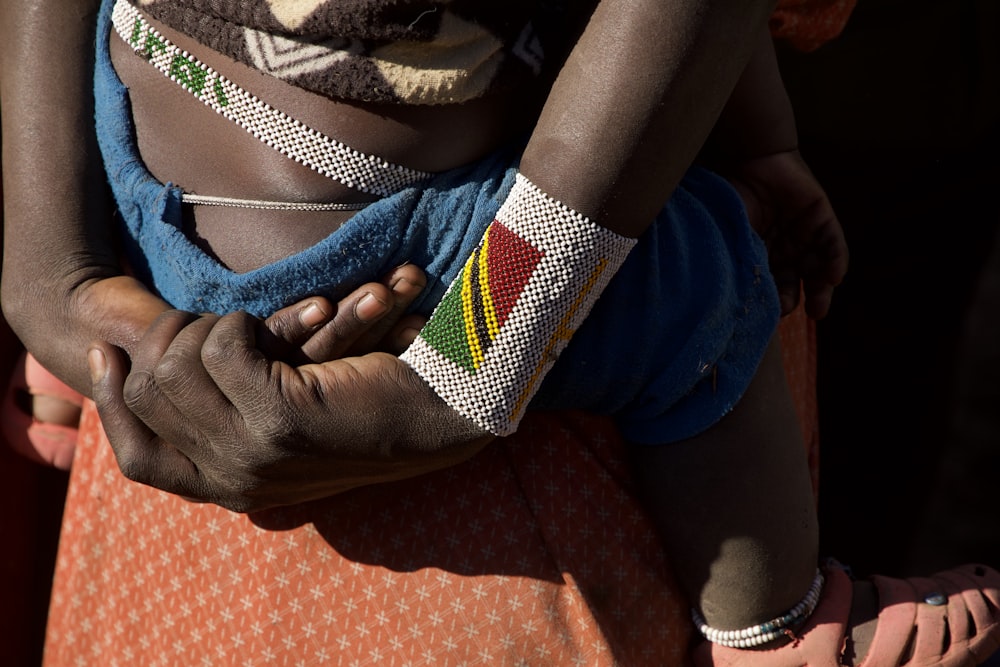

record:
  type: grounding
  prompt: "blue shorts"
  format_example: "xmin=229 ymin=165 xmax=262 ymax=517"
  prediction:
xmin=93 ymin=0 xmax=780 ymax=445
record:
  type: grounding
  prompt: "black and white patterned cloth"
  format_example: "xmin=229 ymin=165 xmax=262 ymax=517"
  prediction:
xmin=128 ymin=0 xmax=593 ymax=104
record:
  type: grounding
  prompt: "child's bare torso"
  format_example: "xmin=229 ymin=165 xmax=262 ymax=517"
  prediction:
xmin=110 ymin=13 xmax=543 ymax=273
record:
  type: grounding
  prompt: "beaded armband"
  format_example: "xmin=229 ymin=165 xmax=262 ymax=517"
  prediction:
xmin=400 ymin=174 xmax=636 ymax=436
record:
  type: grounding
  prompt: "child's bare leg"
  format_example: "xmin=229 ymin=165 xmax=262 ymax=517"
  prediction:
xmin=31 ymin=394 xmax=83 ymax=430
xmin=632 ymin=336 xmax=1000 ymax=666
xmin=2 ymin=352 xmax=83 ymax=470
xmin=629 ymin=335 xmax=820 ymax=631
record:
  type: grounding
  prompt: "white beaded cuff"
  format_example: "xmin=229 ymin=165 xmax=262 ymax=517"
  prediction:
xmin=400 ymin=173 xmax=636 ymax=436
xmin=111 ymin=0 xmax=432 ymax=198
xmin=691 ymin=569 xmax=825 ymax=648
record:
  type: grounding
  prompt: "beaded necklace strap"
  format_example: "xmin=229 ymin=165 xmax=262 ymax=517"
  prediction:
xmin=111 ymin=0 xmax=433 ymax=198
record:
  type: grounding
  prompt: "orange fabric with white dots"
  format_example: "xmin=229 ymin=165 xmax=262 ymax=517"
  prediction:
xmin=44 ymin=410 xmax=691 ymax=666
xmin=42 ymin=312 xmax=817 ymax=666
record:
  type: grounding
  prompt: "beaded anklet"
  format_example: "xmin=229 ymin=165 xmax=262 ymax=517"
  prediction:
xmin=400 ymin=173 xmax=636 ymax=436
xmin=111 ymin=0 xmax=432 ymax=198
xmin=691 ymin=569 xmax=825 ymax=648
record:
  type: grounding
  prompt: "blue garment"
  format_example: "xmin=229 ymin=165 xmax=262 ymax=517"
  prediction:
xmin=93 ymin=0 xmax=780 ymax=445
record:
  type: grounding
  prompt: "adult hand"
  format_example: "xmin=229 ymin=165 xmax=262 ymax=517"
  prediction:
xmin=727 ymin=149 xmax=849 ymax=319
xmin=87 ymin=265 xmax=494 ymax=512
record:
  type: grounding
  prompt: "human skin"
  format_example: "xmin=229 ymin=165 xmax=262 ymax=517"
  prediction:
xmin=1 ymin=0 xmax=854 ymax=637
xmin=1 ymin=0 xmax=847 ymax=509
xmin=0 ymin=0 xmax=496 ymax=498
xmin=88 ymin=3 xmax=841 ymax=634
xmin=3 ymin=0 xmax=789 ymax=504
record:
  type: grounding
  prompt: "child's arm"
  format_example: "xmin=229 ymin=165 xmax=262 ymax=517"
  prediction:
xmin=707 ymin=27 xmax=800 ymax=164
xmin=705 ymin=28 xmax=849 ymax=319
xmin=519 ymin=0 xmax=779 ymax=237
xmin=402 ymin=0 xmax=785 ymax=436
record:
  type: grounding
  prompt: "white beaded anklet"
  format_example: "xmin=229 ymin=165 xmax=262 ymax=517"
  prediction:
xmin=691 ymin=569 xmax=825 ymax=648
xmin=111 ymin=0 xmax=432 ymax=198
xmin=400 ymin=173 xmax=636 ymax=436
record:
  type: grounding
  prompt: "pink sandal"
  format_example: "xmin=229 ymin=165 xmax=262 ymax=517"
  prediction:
xmin=2 ymin=352 xmax=82 ymax=470
xmin=693 ymin=563 xmax=1000 ymax=667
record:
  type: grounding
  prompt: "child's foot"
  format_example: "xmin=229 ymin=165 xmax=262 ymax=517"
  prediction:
xmin=2 ymin=352 xmax=82 ymax=470
xmin=693 ymin=562 xmax=1000 ymax=667
xmin=848 ymin=564 xmax=1000 ymax=667
xmin=843 ymin=580 xmax=879 ymax=666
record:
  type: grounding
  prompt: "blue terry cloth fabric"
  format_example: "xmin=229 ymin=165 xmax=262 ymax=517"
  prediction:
xmin=93 ymin=0 xmax=780 ymax=445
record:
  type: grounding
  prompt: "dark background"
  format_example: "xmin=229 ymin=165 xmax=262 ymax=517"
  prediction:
xmin=776 ymin=0 xmax=1000 ymax=576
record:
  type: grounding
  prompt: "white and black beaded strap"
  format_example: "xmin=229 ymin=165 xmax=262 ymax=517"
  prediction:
xmin=111 ymin=0 xmax=432 ymax=198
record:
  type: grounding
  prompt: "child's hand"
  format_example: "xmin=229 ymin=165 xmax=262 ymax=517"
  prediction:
xmin=726 ymin=149 xmax=849 ymax=319
xmin=259 ymin=263 xmax=429 ymax=364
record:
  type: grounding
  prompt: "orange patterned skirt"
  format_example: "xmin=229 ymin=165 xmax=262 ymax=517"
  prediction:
xmin=45 ymin=406 xmax=689 ymax=666
xmin=42 ymin=311 xmax=818 ymax=666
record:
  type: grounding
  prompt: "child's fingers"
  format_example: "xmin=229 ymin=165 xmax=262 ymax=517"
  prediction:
xmin=261 ymin=264 xmax=429 ymax=363
xmin=296 ymin=284 xmax=394 ymax=362
xmin=382 ymin=314 xmax=428 ymax=356
xmin=259 ymin=297 xmax=337 ymax=362
xmin=344 ymin=264 xmax=428 ymax=356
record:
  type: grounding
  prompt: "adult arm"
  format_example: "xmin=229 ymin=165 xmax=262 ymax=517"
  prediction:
xmin=0 ymin=0 xmax=429 ymax=383
xmin=1 ymin=0 xmax=168 ymax=395
xmin=1 ymin=0 xmax=489 ymax=508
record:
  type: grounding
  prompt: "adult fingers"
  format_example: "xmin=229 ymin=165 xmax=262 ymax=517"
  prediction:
xmin=112 ymin=309 xmax=199 ymax=445
xmin=197 ymin=310 xmax=289 ymax=423
xmin=88 ymin=339 xmax=204 ymax=497
xmin=126 ymin=315 xmax=244 ymax=459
